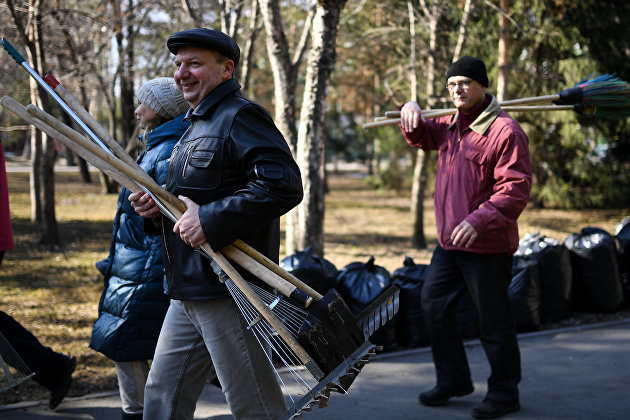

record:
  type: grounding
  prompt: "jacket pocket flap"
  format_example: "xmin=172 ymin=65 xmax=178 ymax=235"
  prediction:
xmin=464 ymin=148 xmax=486 ymax=165
xmin=189 ymin=150 xmax=215 ymax=168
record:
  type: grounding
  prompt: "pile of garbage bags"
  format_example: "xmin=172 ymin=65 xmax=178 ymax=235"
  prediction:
xmin=281 ymin=217 xmax=630 ymax=351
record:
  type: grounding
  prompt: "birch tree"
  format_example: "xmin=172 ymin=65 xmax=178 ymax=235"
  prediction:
xmin=6 ymin=0 xmax=59 ymax=245
xmin=496 ymin=0 xmax=510 ymax=101
xmin=407 ymin=0 xmax=472 ymax=249
xmin=291 ymin=0 xmax=347 ymax=255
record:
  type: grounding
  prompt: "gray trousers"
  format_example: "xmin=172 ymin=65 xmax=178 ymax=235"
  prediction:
xmin=116 ymin=360 xmax=149 ymax=414
xmin=143 ymin=298 xmax=286 ymax=420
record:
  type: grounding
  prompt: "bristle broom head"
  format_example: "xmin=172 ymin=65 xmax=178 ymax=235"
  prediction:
xmin=593 ymin=105 xmax=630 ymax=120
xmin=575 ymin=74 xmax=630 ymax=108
xmin=579 ymin=103 xmax=630 ymax=120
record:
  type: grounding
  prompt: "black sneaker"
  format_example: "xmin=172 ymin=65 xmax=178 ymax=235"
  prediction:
xmin=419 ymin=384 xmax=474 ymax=406
xmin=49 ymin=356 xmax=76 ymax=409
xmin=470 ymin=398 xmax=520 ymax=419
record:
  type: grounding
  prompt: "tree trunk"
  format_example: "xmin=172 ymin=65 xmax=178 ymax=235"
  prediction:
xmin=410 ymin=0 xmax=443 ymax=249
xmin=259 ymin=0 xmax=300 ymax=152
xmin=28 ymin=126 xmax=41 ymax=223
xmin=290 ymin=0 xmax=346 ymax=256
xmin=30 ymin=9 xmax=59 ymax=245
xmin=259 ymin=0 xmax=315 ymax=255
xmin=221 ymin=0 xmax=243 ymax=40
xmin=496 ymin=0 xmax=510 ymax=102
xmin=117 ymin=1 xmax=136 ymax=147
xmin=181 ymin=0 xmax=204 ymax=26
xmin=240 ymin=0 xmax=261 ymax=95
xmin=39 ymin=132 xmax=59 ymax=246
xmin=410 ymin=0 xmax=473 ymax=249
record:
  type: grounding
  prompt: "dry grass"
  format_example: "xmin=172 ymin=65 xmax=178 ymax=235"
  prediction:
xmin=1 ymin=159 xmax=629 ymax=405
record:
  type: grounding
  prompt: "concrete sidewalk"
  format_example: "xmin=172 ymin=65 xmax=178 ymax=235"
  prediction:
xmin=2 ymin=320 xmax=629 ymax=420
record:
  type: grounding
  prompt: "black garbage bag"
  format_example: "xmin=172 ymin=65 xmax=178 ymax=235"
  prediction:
xmin=614 ymin=216 xmax=630 ymax=301
xmin=391 ymin=256 xmax=430 ymax=348
xmin=337 ymin=256 xmax=398 ymax=351
xmin=280 ymin=246 xmax=338 ymax=295
xmin=564 ymin=227 xmax=624 ymax=312
xmin=509 ymin=255 xmax=541 ymax=331
xmin=515 ymin=233 xmax=573 ymax=323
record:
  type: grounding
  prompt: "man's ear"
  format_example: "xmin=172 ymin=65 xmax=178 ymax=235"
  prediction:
xmin=223 ymin=60 xmax=235 ymax=79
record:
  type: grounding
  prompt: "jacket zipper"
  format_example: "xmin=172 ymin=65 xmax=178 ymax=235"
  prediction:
xmin=181 ymin=119 xmax=194 ymax=179
xmin=182 ymin=147 xmax=192 ymax=179
xmin=161 ymin=220 xmax=172 ymax=275
xmin=442 ymin=130 xmax=463 ymax=245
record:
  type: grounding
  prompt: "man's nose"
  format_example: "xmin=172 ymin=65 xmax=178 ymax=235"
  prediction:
xmin=176 ymin=64 xmax=189 ymax=78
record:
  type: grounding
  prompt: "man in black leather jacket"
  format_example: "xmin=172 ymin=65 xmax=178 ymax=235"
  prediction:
xmin=130 ymin=28 xmax=303 ymax=420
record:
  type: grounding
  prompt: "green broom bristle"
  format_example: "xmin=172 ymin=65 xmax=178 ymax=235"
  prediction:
xmin=576 ymin=74 xmax=630 ymax=108
xmin=593 ymin=105 xmax=630 ymax=120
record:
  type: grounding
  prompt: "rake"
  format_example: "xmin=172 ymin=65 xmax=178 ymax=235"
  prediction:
xmin=2 ymin=37 xmax=399 ymax=418
xmin=0 ymin=332 xmax=35 ymax=393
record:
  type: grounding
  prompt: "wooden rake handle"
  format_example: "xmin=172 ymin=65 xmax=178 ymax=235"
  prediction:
xmin=42 ymin=77 xmax=322 ymax=303
xmin=45 ymin=75 xmax=140 ymax=171
xmin=22 ymin=104 xmax=313 ymax=301
xmin=0 ymin=97 xmax=137 ymax=191
xmin=4 ymin=98 xmax=321 ymax=372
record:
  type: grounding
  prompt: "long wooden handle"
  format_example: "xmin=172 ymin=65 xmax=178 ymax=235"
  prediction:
xmin=19 ymin=101 xmax=320 ymax=372
xmin=365 ymin=104 xmax=576 ymax=129
xmin=26 ymin=95 xmax=324 ymax=300
xmin=363 ymin=108 xmax=456 ymax=129
xmin=0 ymin=96 xmax=137 ymax=191
xmin=44 ymin=75 xmax=141 ymax=171
xmin=222 ymin=244 xmax=315 ymax=307
xmin=500 ymin=94 xmax=561 ymax=106
xmin=232 ymin=239 xmax=323 ymax=300
xmin=26 ymin=104 xmax=186 ymax=214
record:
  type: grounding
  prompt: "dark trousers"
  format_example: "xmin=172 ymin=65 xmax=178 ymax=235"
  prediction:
xmin=421 ymin=245 xmax=521 ymax=402
xmin=0 ymin=310 xmax=71 ymax=391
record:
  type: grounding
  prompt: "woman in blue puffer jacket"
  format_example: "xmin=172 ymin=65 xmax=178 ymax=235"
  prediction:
xmin=89 ymin=77 xmax=189 ymax=420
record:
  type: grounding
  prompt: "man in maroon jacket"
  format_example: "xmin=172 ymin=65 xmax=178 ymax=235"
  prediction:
xmin=400 ymin=56 xmax=532 ymax=419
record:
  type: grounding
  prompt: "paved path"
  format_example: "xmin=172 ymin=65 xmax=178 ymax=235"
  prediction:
xmin=2 ymin=320 xmax=629 ymax=420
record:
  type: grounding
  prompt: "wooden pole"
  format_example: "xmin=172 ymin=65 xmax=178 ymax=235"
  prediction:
xmin=12 ymin=100 xmax=323 ymax=374
xmin=0 ymin=96 xmax=136 ymax=191
xmin=364 ymin=104 xmax=576 ymax=129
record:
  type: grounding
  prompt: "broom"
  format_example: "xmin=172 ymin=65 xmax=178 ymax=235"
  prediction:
xmin=364 ymin=74 xmax=630 ymax=129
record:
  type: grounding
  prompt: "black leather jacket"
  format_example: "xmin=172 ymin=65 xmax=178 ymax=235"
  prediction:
xmin=161 ymin=78 xmax=303 ymax=300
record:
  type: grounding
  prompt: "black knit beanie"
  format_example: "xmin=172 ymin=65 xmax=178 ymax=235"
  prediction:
xmin=446 ymin=56 xmax=489 ymax=87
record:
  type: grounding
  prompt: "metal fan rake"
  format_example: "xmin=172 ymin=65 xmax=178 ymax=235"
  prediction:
xmin=218 ymin=265 xmax=399 ymax=419
xmin=0 ymin=331 xmax=34 ymax=393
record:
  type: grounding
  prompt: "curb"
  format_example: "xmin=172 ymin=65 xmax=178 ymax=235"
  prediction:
xmin=1 ymin=318 xmax=629 ymax=411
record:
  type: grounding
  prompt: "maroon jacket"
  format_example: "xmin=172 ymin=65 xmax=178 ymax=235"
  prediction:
xmin=401 ymin=95 xmax=532 ymax=255
xmin=0 ymin=142 xmax=14 ymax=252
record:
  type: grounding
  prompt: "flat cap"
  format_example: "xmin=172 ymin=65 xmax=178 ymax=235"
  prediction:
xmin=167 ymin=28 xmax=240 ymax=67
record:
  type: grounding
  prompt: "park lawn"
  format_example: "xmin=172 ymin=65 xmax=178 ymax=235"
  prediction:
xmin=1 ymin=166 xmax=629 ymax=405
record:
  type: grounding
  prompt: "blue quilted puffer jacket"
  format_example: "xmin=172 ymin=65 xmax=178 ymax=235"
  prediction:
xmin=90 ymin=114 xmax=189 ymax=362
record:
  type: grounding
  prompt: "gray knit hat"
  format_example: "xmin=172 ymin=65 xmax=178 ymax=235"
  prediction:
xmin=136 ymin=77 xmax=189 ymax=119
